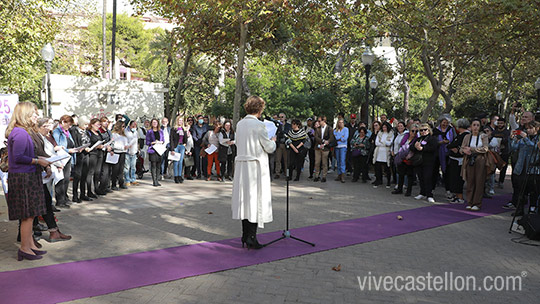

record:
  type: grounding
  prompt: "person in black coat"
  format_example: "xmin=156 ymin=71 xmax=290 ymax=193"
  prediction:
xmin=411 ymin=123 xmax=439 ymax=203
xmin=218 ymin=120 xmax=237 ymax=181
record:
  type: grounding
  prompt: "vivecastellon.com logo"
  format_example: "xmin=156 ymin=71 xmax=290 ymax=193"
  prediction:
xmin=357 ymin=272 xmax=526 ymax=292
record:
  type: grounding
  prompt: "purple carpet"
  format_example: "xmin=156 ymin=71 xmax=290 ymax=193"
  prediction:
xmin=0 ymin=195 xmax=510 ymax=304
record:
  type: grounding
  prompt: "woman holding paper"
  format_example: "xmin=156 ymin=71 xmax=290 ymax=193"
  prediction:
xmin=146 ymin=118 xmax=164 ymax=187
xmin=232 ymin=96 xmax=277 ymax=249
xmin=52 ymin=115 xmax=77 ymax=209
xmin=6 ymin=102 xmax=51 ymax=260
xmin=87 ymin=118 xmax=105 ymax=197
xmin=203 ymin=122 xmax=222 ymax=181
xmin=111 ymin=121 xmax=131 ymax=190
xmin=169 ymin=115 xmax=187 ymax=183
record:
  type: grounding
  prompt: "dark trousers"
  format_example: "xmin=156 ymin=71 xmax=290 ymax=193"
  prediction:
xmin=308 ymin=148 xmax=315 ymax=177
xmin=268 ymin=153 xmax=275 ymax=176
xmin=111 ymin=153 xmax=126 ymax=187
xmin=42 ymin=184 xmax=57 ymax=230
xmin=192 ymin=144 xmax=202 ymax=177
xmin=55 ymin=159 xmax=71 ymax=205
xmin=416 ymin=163 xmax=434 ymax=197
xmin=511 ymin=172 xmax=539 ymax=212
xmin=390 ymin=158 xmax=397 ymax=184
xmin=374 ymin=161 xmax=391 ymax=185
xmin=288 ymin=148 xmax=306 ymax=179
xmin=346 ymin=148 xmax=353 ymax=173
xmin=72 ymin=153 xmax=89 ymax=199
xmin=352 ymin=155 xmax=369 ymax=181
xmin=499 ymin=154 xmax=509 ymax=184
xmin=161 ymin=149 xmax=169 ymax=175
xmin=86 ymin=153 xmax=102 ymax=195
xmin=397 ymin=163 xmax=415 ymax=193
xmin=98 ymin=159 xmax=112 ymax=193
xmin=446 ymin=158 xmax=464 ymax=195
xmin=220 ymin=154 xmax=235 ymax=178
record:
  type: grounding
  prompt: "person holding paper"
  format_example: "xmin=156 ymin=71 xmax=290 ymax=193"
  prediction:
xmin=52 ymin=115 xmax=77 ymax=209
xmin=169 ymin=115 xmax=187 ymax=183
xmin=111 ymin=121 xmax=131 ymax=190
xmin=98 ymin=117 xmax=114 ymax=195
xmin=202 ymin=122 xmax=222 ymax=181
xmin=69 ymin=116 xmax=91 ymax=203
xmin=124 ymin=120 xmax=139 ymax=186
xmin=87 ymin=118 xmax=105 ymax=197
xmin=5 ymin=102 xmax=52 ymax=260
xmin=218 ymin=120 xmax=236 ymax=181
xmin=146 ymin=118 xmax=164 ymax=186
xmin=232 ymin=96 xmax=277 ymax=250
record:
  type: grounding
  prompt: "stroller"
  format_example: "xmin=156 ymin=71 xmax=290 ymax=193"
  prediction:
xmin=135 ymin=152 xmax=148 ymax=179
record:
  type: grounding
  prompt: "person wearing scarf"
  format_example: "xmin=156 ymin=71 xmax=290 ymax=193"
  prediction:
xmin=286 ymin=119 xmax=308 ymax=181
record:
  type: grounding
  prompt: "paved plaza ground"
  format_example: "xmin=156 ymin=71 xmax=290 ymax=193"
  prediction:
xmin=1 ymin=170 xmax=539 ymax=303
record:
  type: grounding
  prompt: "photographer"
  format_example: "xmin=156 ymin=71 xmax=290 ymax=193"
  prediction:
xmin=509 ymin=102 xmax=535 ymax=131
xmin=460 ymin=119 xmax=489 ymax=211
xmin=508 ymin=122 xmax=540 ymax=216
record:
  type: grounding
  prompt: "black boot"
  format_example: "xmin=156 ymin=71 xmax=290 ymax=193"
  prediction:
xmin=175 ymin=176 xmax=180 ymax=184
xmin=72 ymin=177 xmax=81 ymax=203
xmin=241 ymin=219 xmax=249 ymax=248
xmin=245 ymin=221 xmax=263 ymax=249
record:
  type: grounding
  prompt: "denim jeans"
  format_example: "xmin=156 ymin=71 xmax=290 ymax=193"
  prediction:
xmin=335 ymin=147 xmax=347 ymax=175
xmin=173 ymin=145 xmax=186 ymax=177
xmin=124 ymin=154 xmax=137 ymax=183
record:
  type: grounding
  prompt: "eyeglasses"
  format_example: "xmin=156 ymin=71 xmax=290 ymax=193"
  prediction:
xmin=420 ymin=129 xmax=428 ymax=132
xmin=410 ymin=130 xmax=417 ymax=132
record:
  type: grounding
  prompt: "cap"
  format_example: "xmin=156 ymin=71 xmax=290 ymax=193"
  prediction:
xmin=350 ymin=114 xmax=357 ymax=119
xmin=307 ymin=117 xmax=313 ymax=121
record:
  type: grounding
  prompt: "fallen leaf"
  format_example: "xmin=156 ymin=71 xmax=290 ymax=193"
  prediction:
xmin=397 ymin=215 xmax=403 ymax=220
xmin=208 ymin=211 xmax=213 ymax=214
xmin=332 ymin=264 xmax=341 ymax=271
xmin=309 ymin=197 xmax=313 ymax=199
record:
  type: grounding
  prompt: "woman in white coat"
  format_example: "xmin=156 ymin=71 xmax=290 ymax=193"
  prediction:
xmin=232 ymin=96 xmax=277 ymax=249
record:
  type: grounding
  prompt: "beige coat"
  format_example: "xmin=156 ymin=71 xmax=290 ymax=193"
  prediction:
xmin=232 ymin=115 xmax=276 ymax=228
xmin=460 ymin=133 xmax=490 ymax=181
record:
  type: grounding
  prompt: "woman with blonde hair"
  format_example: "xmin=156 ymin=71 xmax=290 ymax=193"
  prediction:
xmin=111 ymin=120 xmax=131 ymax=190
xmin=6 ymin=102 xmax=51 ymax=260
xmin=169 ymin=115 xmax=187 ymax=183
xmin=333 ymin=118 xmax=349 ymax=183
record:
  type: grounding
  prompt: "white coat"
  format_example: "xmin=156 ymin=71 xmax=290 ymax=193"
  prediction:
xmin=232 ymin=115 xmax=276 ymax=228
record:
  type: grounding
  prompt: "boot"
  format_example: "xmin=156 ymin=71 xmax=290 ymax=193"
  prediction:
xmin=72 ymin=178 xmax=81 ymax=203
xmin=335 ymin=174 xmax=341 ymax=181
xmin=241 ymin=219 xmax=249 ymax=248
xmin=245 ymin=222 xmax=263 ymax=249
xmin=340 ymin=174 xmax=345 ymax=183
xmin=151 ymin=165 xmax=159 ymax=187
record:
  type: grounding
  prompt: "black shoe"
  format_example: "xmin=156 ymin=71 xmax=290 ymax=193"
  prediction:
xmin=308 ymin=175 xmax=313 ymax=179
xmin=119 ymin=185 xmax=128 ymax=189
xmin=392 ymin=190 xmax=403 ymax=194
xmin=313 ymin=177 xmax=320 ymax=182
xmin=174 ymin=177 xmax=179 ymax=183
xmin=186 ymin=176 xmax=193 ymax=180
xmin=72 ymin=196 xmax=79 ymax=203
xmin=512 ymin=210 xmax=524 ymax=217
xmin=111 ymin=186 xmax=119 ymax=191
xmin=80 ymin=196 xmax=93 ymax=202
xmin=56 ymin=203 xmax=70 ymax=209
xmin=88 ymin=193 xmax=99 ymax=198
xmin=294 ymin=177 xmax=300 ymax=181
xmin=106 ymin=189 xmax=113 ymax=193
xmin=404 ymin=192 xmax=411 ymax=197
xmin=321 ymin=177 xmax=326 ymax=183
xmin=51 ymin=206 xmax=61 ymax=212
xmin=502 ymin=202 xmax=516 ymax=209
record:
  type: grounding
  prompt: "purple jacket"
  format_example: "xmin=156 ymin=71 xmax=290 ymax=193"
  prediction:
xmin=145 ymin=129 xmax=164 ymax=154
xmin=8 ymin=127 xmax=37 ymax=173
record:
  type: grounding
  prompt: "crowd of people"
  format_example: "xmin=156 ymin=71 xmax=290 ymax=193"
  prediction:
xmin=3 ymin=98 xmax=540 ymax=259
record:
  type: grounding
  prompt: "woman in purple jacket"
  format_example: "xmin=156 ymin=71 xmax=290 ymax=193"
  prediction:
xmin=6 ymin=102 xmax=51 ymax=261
xmin=146 ymin=118 xmax=164 ymax=186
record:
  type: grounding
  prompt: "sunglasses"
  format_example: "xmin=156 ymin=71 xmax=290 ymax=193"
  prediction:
xmin=420 ymin=129 xmax=428 ymax=132
xmin=410 ymin=130 xmax=417 ymax=132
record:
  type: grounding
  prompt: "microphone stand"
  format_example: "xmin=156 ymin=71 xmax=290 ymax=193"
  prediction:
xmin=264 ymin=143 xmax=315 ymax=247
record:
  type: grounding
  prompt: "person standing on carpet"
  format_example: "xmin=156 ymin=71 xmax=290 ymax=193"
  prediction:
xmin=6 ymin=102 xmax=51 ymax=260
xmin=232 ymin=96 xmax=276 ymax=249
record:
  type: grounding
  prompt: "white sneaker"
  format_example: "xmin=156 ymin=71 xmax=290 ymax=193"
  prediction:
xmin=414 ymin=195 xmax=426 ymax=200
xmin=446 ymin=191 xmax=453 ymax=199
xmin=394 ymin=185 xmax=398 ymax=190
xmin=471 ymin=206 xmax=480 ymax=211
xmin=386 ymin=185 xmax=391 ymax=189
xmin=427 ymin=197 xmax=435 ymax=203
xmin=466 ymin=205 xmax=472 ymax=210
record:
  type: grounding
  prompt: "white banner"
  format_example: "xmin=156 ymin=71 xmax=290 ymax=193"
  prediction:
xmin=0 ymin=94 xmax=18 ymax=148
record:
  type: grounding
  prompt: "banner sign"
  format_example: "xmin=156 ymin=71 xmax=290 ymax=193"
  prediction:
xmin=0 ymin=94 xmax=19 ymax=148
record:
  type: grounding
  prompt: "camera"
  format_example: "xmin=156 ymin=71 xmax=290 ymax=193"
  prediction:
xmin=468 ymin=154 xmax=477 ymax=166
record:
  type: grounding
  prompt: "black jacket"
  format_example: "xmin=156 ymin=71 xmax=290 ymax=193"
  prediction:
xmin=410 ymin=135 xmax=438 ymax=166
xmin=169 ymin=127 xmax=187 ymax=151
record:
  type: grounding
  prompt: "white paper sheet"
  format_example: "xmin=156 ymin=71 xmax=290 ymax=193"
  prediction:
xmin=42 ymin=171 xmax=53 ymax=184
xmin=53 ymin=167 xmax=64 ymax=185
xmin=204 ymin=144 xmax=218 ymax=155
xmin=168 ymin=151 xmax=181 ymax=161
xmin=153 ymin=143 xmax=167 ymax=156
xmin=105 ymin=152 xmax=120 ymax=164
xmin=0 ymin=171 xmax=8 ymax=194
xmin=46 ymin=150 xmax=71 ymax=167
xmin=74 ymin=143 xmax=90 ymax=152
xmin=264 ymin=120 xmax=277 ymax=139
xmin=89 ymin=140 xmax=104 ymax=151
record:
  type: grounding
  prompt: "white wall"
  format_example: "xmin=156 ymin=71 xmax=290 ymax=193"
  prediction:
xmin=44 ymin=74 xmax=166 ymax=123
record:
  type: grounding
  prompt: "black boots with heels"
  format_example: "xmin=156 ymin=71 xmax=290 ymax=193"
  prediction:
xmin=241 ymin=219 xmax=264 ymax=249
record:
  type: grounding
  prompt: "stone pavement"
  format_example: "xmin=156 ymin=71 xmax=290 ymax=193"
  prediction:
xmin=1 ymin=170 xmax=538 ymax=303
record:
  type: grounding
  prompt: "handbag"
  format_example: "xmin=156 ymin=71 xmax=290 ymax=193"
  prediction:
xmin=405 ymin=151 xmax=423 ymax=166
xmin=184 ymin=155 xmax=195 ymax=167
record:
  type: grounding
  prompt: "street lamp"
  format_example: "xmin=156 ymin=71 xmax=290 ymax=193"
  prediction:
xmin=361 ymin=46 xmax=375 ymax=124
xmin=495 ymin=91 xmax=503 ymax=114
xmin=214 ymin=86 xmax=220 ymax=103
xmin=535 ymin=77 xmax=540 ymax=111
xmin=41 ymin=43 xmax=55 ymax=117
xmin=369 ymin=76 xmax=378 ymax=123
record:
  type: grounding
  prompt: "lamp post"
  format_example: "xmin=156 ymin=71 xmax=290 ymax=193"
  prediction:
xmin=361 ymin=46 xmax=375 ymax=124
xmin=214 ymin=86 xmax=220 ymax=103
xmin=41 ymin=43 xmax=55 ymax=117
xmin=369 ymin=76 xmax=378 ymax=123
xmin=535 ymin=77 xmax=540 ymax=111
xmin=495 ymin=91 xmax=503 ymax=114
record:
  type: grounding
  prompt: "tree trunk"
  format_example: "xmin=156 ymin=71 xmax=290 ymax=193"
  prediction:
xmin=164 ymin=31 xmax=175 ymax=118
xmin=233 ymin=20 xmax=248 ymax=129
xmin=403 ymin=79 xmax=410 ymax=120
xmin=169 ymin=46 xmax=192 ymax=121
xmin=420 ymin=49 xmax=442 ymax=122
xmin=422 ymin=90 xmax=440 ymax=123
